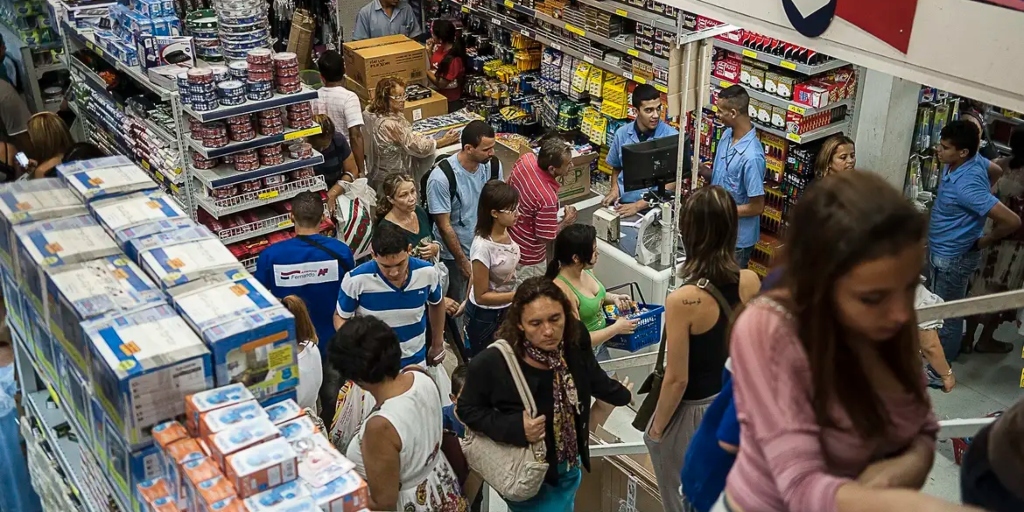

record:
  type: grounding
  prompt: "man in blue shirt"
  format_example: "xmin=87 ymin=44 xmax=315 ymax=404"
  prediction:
xmin=603 ymin=84 xmax=679 ymax=218
xmin=426 ymin=120 xmax=502 ymax=302
xmin=709 ymin=85 xmax=765 ymax=269
xmin=928 ymin=120 xmax=1019 ymax=358
xmin=334 ymin=222 xmax=445 ymax=367
xmin=352 ymin=0 xmax=423 ymax=41
xmin=255 ymin=192 xmax=355 ymax=357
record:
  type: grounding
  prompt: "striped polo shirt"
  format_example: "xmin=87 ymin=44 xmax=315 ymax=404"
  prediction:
xmin=336 ymin=257 xmax=442 ymax=366
xmin=508 ymin=152 xmax=560 ymax=265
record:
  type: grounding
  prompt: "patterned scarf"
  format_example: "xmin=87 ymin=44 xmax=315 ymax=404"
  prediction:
xmin=523 ymin=339 xmax=581 ymax=468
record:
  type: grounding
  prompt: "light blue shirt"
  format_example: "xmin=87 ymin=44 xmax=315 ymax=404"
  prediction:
xmin=928 ymin=153 xmax=998 ymax=259
xmin=711 ymin=127 xmax=766 ymax=249
xmin=352 ymin=0 xmax=423 ymax=40
xmin=426 ymin=154 xmax=503 ymax=260
xmin=606 ymin=121 xmax=679 ymax=204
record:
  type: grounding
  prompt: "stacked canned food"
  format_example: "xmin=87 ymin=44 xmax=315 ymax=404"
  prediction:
xmin=272 ymin=52 xmax=301 ymax=94
xmin=186 ymin=10 xmax=222 ymax=62
xmin=213 ymin=0 xmax=271 ymax=61
xmin=234 ymin=149 xmax=259 ymax=171
xmin=227 ymin=114 xmax=256 ymax=141
xmin=285 ymin=102 xmax=315 ymax=129
xmin=185 ymin=67 xmax=219 ymax=111
xmin=246 ymin=48 xmax=275 ymax=101
xmin=257 ymin=108 xmax=284 ymax=136
xmin=258 ymin=144 xmax=284 ymax=166
xmin=287 ymin=142 xmax=313 ymax=160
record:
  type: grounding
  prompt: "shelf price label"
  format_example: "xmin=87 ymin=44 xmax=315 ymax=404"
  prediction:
xmin=623 ymin=71 xmax=634 ymax=80
xmin=741 ymin=49 xmax=757 ymax=59
xmin=284 ymin=126 xmax=321 ymax=141
xmin=140 ymin=159 xmax=150 ymax=170
xmin=627 ymin=48 xmax=639 ymax=57
xmin=259 ymin=190 xmax=280 ymax=200
xmin=549 ymin=42 xmax=562 ymax=50
xmin=521 ymin=29 xmax=532 ymax=37
xmin=719 ymin=80 xmax=733 ymax=89
xmin=654 ymin=84 xmax=668 ymax=93
xmin=46 ymin=384 xmax=60 ymax=405
xmin=565 ymin=23 xmax=585 ymax=36
xmin=786 ymin=132 xmax=802 ymax=143
xmin=615 ymin=8 xmax=628 ymax=16
xmin=504 ymin=0 xmax=514 ymax=6
xmin=492 ymin=18 xmax=502 ymax=26
xmin=583 ymin=55 xmax=594 ymax=64
xmin=277 ymin=220 xmax=294 ymax=228
xmin=779 ymin=60 xmax=797 ymax=71
xmin=633 ymin=75 xmax=647 ymax=84
xmin=461 ymin=6 xmax=469 ymax=13
xmin=787 ymin=104 xmax=806 ymax=115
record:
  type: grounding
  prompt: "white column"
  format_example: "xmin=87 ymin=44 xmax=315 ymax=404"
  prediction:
xmin=852 ymin=69 xmax=921 ymax=189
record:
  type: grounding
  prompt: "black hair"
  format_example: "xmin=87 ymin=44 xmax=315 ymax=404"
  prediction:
xmin=495 ymin=277 xmax=584 ymax=357
xmin=461 ymin=120 xmax=495 ymax=148
xmin=536 ymin=135 xmax=571 ymax=173
xmin=328 ymin=316 xmax=402 ymax=385
xmin=317 ymin=50 xmax=345 ymax=83
xmin=291 ymin=191 xmax=324 ymax=228
xmin=63 ymin=142 xmax=104 ymax=163
xmin=431 ymin=19 xmax=465 ymax=80
xmin=631 ymin=83 xmax=661 ymax=109
xmin=371 ymin=221 xmax=410 ymax=256
xmin=718 ymin=85 xmax=750 ymax=114
xmin=475 ymin=179 xmax=519 ymax=237
xmin=1010 ymin=128 xmax=1024 ymax=170
xmin=545 ymin=224 xmax=597 ymax=278
xmin=451 ymin=365 xmax=468 ymax=396
xmin=941 ymin=120 xmax=980 ymax=159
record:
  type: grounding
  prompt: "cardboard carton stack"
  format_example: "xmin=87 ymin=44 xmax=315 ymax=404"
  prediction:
xmin=136 ymin=384 xmax=369 ymax=512
xmin=0 ymin=156 xmax=302 ymax=511
xmin=341 ymin=35 xmax=447 ymax=123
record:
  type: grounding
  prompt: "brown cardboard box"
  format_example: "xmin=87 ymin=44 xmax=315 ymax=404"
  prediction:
xmin=286 ymin=9 xmax=315 ymax=71
xmin=557 ymin=152 xmax=598 ymax=204
xmin=576 ymin=427 xmax=662 ymax=512
xmin=345 ymin=75 xmax=371 ymax=101
xmin=403 ymin=90 xmax=447 ymax=122
xmin=342 ymin=35 xmax=427 ymax=94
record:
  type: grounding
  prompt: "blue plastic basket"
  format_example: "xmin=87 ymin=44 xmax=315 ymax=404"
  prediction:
xmin=605 ymin=303 xmax=664 ymax=352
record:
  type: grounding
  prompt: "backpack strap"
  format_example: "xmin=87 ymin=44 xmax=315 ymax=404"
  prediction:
xmin=488 ymin=155 xmax=500 ymax=180
xmin=437 ymin=158 xmax=458 ymax=204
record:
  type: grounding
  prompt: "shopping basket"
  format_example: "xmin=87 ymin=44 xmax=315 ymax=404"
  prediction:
xmin=603 ymin=282 xmax=664 ymax=352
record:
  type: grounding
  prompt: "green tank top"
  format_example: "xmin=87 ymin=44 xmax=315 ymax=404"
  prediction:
xmin=558 ymin=270 xmax=607 ymax=332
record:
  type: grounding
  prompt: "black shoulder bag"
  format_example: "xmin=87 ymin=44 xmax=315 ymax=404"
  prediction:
xmin=296 ymin=235 xmax=349 ymax=271
xmin=632 ymin=278 xmax=735 ymax=431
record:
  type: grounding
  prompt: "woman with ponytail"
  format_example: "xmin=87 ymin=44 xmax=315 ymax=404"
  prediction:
xmin=547 ymin=224 xmax=637 ymax=363
xmin=426 ymin=19 xmax=465 ymax=111
xmin=280 ymin=295 xmax=323 ymax=412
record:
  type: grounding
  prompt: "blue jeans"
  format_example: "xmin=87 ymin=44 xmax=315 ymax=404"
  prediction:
xmin=735 ymin=246 xmax=754 ymax=269
xmin=927 ymin=250 xmax=982 ymax=362
xmin=465 ymin=302 xmax=507 ymax=358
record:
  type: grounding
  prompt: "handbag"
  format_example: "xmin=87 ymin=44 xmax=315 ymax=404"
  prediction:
xmin=632 ymin=278 xmax=734 ymax=431
xmin=460 ymin=339 xmax=549 ymax=501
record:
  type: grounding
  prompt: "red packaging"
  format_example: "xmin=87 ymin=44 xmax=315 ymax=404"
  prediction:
xmin=226 ymin=243 xmax=249 ymax=259
xmin=712 ymin=57 xmax=742 ymax=84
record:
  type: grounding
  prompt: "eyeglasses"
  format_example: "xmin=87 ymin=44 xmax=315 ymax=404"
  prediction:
xmin=499 ymin=208 xmax=520 ymax=215
xmin=389 ymin=94 xmax=406 ymax=101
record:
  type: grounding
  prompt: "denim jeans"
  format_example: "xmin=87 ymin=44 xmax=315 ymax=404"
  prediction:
xmin=927 ymin=250 xmax=982 ymax=362
xmin=465 ymin=302 xmax=507 ymax=358
xmin=735 ymin=246 xmax=754 ymax=269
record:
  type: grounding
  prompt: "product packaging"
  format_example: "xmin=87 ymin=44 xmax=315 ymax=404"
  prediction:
xmin=181 ymin=457 xmax=222 ymax=510
xmin=55 ymin=156 xmax=158 ymax=203
xmin=341 ymin=35 xmax=426 ymax=97
xmin=225 ymin=437 xmax=298 ymax=497
xmin=138 ymin=229 xmax=243 ymax=289
xmin=242 ymin=478 xmax=311 ymax=511
xmin=170 ymin=272 xmax=299 ymax=399
xmin=85 ymin=303 xmax=213 ymax=447
xmin=185 ymin=383 xmax=255 ymax=436
xmin=199 ymin=399 xmax=269 ymax=436
xmin=293 ymin=434 xmax=355 ymax=488
xmin=207 ymin=496 xmax=248 ymax=511
xmin=137 ymin=34 xmax=195 ymax=69
xmin=309 ymin=471 xmax=370 ymax=512
xmin=207 ymin=416 xmax=280 ymax=468
xmin=0 ymin=178 xmax=86 ymax=270
xmin=278 ymin=415 xmax=318 ymax=443
xmin=117 ymin=218 xmax=198 ymax=264
xmin=265 ymin=399 xmax=302 ymax=424
xmin=196 ymin=474 xmax=238 ymax=510
xmin=90 ymin=190 xmax=189 ymax=246
xmin=163 ymin=438 xmax=206 ymax=504
xmin=135 ymin=477 xmax=171 ymax=508
xmin=99 ymin=433 xmax=163 ymax=510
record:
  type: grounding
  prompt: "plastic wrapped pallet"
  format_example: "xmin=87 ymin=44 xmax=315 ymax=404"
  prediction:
xmin=89 ymin=190 xmax=189 ymax=245
xmin=0 ymin=178 xmax=86 ymax=272
xmin=136 ymin=226 xmax=244 ymax=289
xmin=55 ymin=156 xmax=158 ymax=203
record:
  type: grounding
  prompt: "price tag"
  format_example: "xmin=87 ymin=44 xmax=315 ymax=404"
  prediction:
xmin=461 ymin=6 xmax=469 ymax=13
xmin=504 ymin=0 xmax=513 ymax=6
xmin=140 ymin=159 xmax=150 ymax=170
xmin=565 ymin=23 xmax=585 ymax=36
xmin=615 ymin=8 xmax=627 ymax=16
xmin=779 ymin=60 xmax=797 ymax=71
xmin=633 ymin=75 xmax=647 ymax=84
xmin=492 ymin=18 xmax=502 ymax=26
xmin=170 ymin=183 xmax=180 ymax=194
xmin=284 ymin=126 xmax=321 ymax=141
xmin=787 ymin=104 xmax=806 ymax=115
xmin=277 ymin=220 xmax=294 ymax=228
xmin=741 ymin=49 xmax=757 ymax=59
xmin=786 ymin=132 xmax=802 ymax=143
xmin=549 ymin=42 xmax=561 ymax=50
xmin=258 ymin=190 xmax=280 ymax=200
xmin=153 ymin=170 xmax=165 ymax=183
xmin=521 ymin=29 xmax=532 ymax=37
xmin=654 ymin=83 xmax=668 ymax=93
xmin=627 ymin=48 xmax=639 ymax=57
xmin=719 ymin=80 xmax=732 ymax=89
xmin=623 ymin=71 xmax=634 ymax=80
xmin=583 ymin=55 xmax=594 ymax=64
xmin=46 ymin=384 xmax=60 ymax=405
xmin=711 ymin=105 xmax=719 ymax=112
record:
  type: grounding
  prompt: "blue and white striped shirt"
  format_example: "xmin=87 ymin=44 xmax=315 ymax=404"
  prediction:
xmin=336 ymin=257 xmax=442 ymax=366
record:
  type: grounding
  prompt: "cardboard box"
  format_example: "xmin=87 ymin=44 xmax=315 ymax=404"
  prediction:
xmin=295 ymin=435 xmax=355 ymax=488
xmin=163 ymin=438 xmax=206 ymax=504
xmin=278 ymin=416 xmax=319 ymax=442
xmin=207 ymin=416 xmax=280 ymax=469
xmin=99 ymin=421 xmax=165 ymax=510
xmin=44 ymin=254 xmax=165 ymax=377
xmin=243 ymin=479 xmax=311 ymax=511
xmin=342 ymin=35 xmax=427 ymax=95
xmin=576 ymin=428 xmax=662 ymax=512
xmin=558 ymin=152 xmax=598 ymax=204
xmin=55 ymin=156 xmax=158 ymax=203
xmin=85 ymin=303 xmax=214 ymax=448
xmin=286 ymin=9 xmax=315 ymax=71
xmin=196 ymin=474 xmax=237 ymax=511
xmin=181 ymin=457 xmax=222 ymax=511
xmin=309 ymin=471 xmax=370 ymax=512
xmin=137 ymin=229 xmax=243 ymax=289
xmin=122 ymin=220 xmax=207 ymax=265
xmin=404 ymin=90 xmax=447 ymax=122
xmin=0 ymin=178 xmax=86 ymax=272
xmin=199 ymin=399 xmax=269 ymax=437
xmin=170 ymin=271 xmax=299 ymax=400
xmin=225 ymin=437 xmax=298 ymax=498
xmin=185 ymin=383 xmax=256 ymax=436
xmin=265 ymin=399 xmax=302 ymax=424
xmin=89 ymin=190 xmax=189 ymax=245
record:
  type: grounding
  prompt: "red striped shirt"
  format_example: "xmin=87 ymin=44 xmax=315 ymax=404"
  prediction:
xmin=508 ymin=153 xmax=560 ymax=265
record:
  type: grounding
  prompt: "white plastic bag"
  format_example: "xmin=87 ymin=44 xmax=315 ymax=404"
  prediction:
xmin=328 ymin=380 xmax=376 ymax=453
xmin=334 ymin=178 xmax=376 ymax=260
xmin=427 ymin=362 xmax=453 ymax=407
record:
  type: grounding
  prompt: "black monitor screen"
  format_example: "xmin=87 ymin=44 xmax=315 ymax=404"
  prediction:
xmin=621 ymin=136 xmax=690 ymax=193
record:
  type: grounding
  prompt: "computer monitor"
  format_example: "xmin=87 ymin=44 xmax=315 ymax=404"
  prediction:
xmin=621 ymin=136 xmax=691 ymax=199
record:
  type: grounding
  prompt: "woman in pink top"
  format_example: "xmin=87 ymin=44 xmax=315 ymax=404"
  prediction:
xmin=720 ymin=171 xmax=980 ymax=512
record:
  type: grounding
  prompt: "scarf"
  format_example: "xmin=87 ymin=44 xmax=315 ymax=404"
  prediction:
xmin=523 ymin=339 xmax=581 ymax=468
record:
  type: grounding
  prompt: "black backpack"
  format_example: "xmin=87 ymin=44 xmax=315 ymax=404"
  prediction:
xmin=421 ymin=154 xmax=500 ymax=228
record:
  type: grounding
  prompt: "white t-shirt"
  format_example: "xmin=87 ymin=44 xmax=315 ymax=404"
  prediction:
xmin=315 ymin=86 xmax=364 ymax=134
xmin=468 ymin=235 xmax=520 ymax=309
xmin=296 ymin=341 xmax=323 ymax=411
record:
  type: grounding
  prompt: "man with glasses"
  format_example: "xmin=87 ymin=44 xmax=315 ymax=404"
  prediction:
xmin=603 ymin=83 xmax=678 ymax=217
xmin=508 ymin=133 xmax=578 ymax=283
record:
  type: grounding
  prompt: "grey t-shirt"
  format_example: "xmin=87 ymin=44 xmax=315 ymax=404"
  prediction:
xmin=0 ymin=79 xmax=30 ymax=136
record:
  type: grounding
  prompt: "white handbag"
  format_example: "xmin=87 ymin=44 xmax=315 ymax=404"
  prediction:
xmin=460 ymin=339 xmax=549 ymax=501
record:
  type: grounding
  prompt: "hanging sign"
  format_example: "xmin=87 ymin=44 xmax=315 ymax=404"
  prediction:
xmin=782 ymin=0 xmax=919 ymax=53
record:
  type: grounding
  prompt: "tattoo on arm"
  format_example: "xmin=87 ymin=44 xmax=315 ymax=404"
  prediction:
xmin=681 ymin=298 xmax=701 ymax=306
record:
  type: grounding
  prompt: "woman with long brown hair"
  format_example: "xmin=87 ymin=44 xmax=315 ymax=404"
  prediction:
xmin=24 ymin=112 xmax=72 ymax=179
xmin=813 ymin=134 xmax=856 ymax=178
xmin=646 ymin=185 xmax=760 ymax=512
xmin=280 ymin=295 xmax=322 ymax=411
xmin=363 ymin=77 xmax=460 ymax=189
xmin=719 ymin=171 xmax=977 ymax=512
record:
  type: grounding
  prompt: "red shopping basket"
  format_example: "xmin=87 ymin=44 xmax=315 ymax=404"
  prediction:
xmin=603 ymin=282 xmax=664 ymax=352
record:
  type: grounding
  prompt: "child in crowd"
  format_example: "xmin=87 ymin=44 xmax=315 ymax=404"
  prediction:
xmin=281 ymin=295 xmax=323 ymax=412
xmin=443 ymin=365 xmax=468 ymax=438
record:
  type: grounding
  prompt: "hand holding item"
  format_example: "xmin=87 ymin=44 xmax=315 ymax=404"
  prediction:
xmin=427 ymin=345 xmax=445 ymax=367
xmin=601 ymin=187 xmax=619 ymax=207
xmin=523 ymin=412 xmax=546 ymax=443
xmin=614 ymin=201 xmax=642 ymax=218
xmin=613 ymin=316 xmax=638 ymax=336
xmin=562 ymin=206 xmax=578 ymax=225
xmin=416 ymin=241 xmax=440 ymax=261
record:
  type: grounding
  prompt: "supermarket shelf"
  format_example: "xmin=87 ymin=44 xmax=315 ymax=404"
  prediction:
xmin=60 ymin=21 xmax=172 ymax=100
xmin=218 ymin=212 xmax=294 ymax=244
xmin=710 ymin=78 xmax=854 ymax=116
xmin=707 ymin=103 xmax=851 ymax=144
xmin=195 ymin=175 xmax=327 ymax=218
xmin=712 ymin=39 xmax=850 ymax=75
xmin=987 ymin=110 xmax=1024 ymax=126
xmin=678 ymin=23 xmax=740 ymax=45
xmin=528 ymin=7 xmax=669 ymax=67
xmin=36 ymin=62 xmax=66 ymax=74
xmin=181 ymin=87 xmax=319 ymax=122
xmin=570 ymin=0 xmax=677 ymax=32
xmin=993 ymin=140 xmax=1012 ymax=154
xmin=240 ymin=255 xmax=257 ymax=272
xmin=186 ymin=125 xmax=322 ymax=158
xmin=192 ymin=151 xmax=324 ymax=188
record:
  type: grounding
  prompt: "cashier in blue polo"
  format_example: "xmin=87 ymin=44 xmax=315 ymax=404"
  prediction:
xmin=602 ymin=83 xmax=678 ymax=218
xmin=352 ymin=0 xmax=423 ymax=41
xmin=709 ymin=85 xmax=766 ymax=269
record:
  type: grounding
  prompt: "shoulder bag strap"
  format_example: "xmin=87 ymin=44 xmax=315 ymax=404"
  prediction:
xmin=296 ymin=235 xmax=347 ymax=268
xmin=492 ymin=340 xmax=539 ymax=417
xmin=652 ymin=278 xmax=735 ymax=373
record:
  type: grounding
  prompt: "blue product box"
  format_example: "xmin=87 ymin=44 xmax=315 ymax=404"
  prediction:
xmin=89 ymin=395 xmax=109 ymax=468
xmin=2 ymin=265 xmax=27 ymax=339
xmin=100 ymin=411 xmax=164 ymax=512
xmin=44 ymin=254 xmax=165 ymax=378
xmin=58 ymin=348 xmax=93 ymax=444
xmin=26 ymin=302 xmax=59 ymax=387
xmin=13 ymin=215 xmax=121 ymax=317
xmin=124 ymin=10 xmax=155 ymax=37
xmin=134 ymin=0 xmax=164 ymax=17
xmin=137 ymin=229 xmax=243 ymax=289
xmin=170 ymin=273 xmax=299 ymax=400
xmin=0 ymin=178 xmax=86 ymax=272
xmin=243 ymin=479 xmax=311 ymax=511
xmin=117 ymin=218 xmax=196 ymax=264
xmin=90 ymin=190 xmax=188 ymax=247
xmin=85 ymin=303 xmax=214 ymax=448
xmin=56 ymin=156 xmax=157 ymax=203
xmin=259 ymin=388 xmax=298 ymax=409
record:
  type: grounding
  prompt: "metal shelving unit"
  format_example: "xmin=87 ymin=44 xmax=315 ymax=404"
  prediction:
xmin=710 ymin=78 xmax=854 ymax=116
xmin=186 ymin=126 xmax=322 ymax=159
xmin=60 ymin=21 xmax=171 ymax=100
xmin=707 ymin=103 xmax=852 ymax=144
xmin=218 ymin=212 xmax=294 ymax=245
xmin=712 ymin=39 xmax=851 ymax=75
xmin=181 ymin=87 xmax=319 ymax=122
xmin=194 ymin=175 xmax=327 ymax=218
xmin=0 ymin=23 xmax=67 ymax=113
xmin=192 ymin=152 xmax=325 ymax=189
